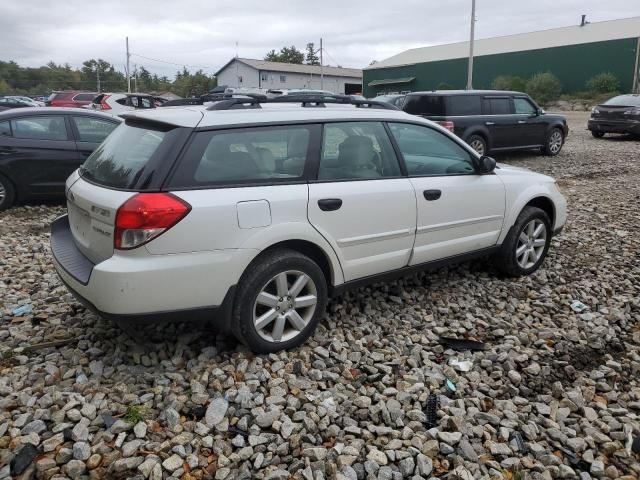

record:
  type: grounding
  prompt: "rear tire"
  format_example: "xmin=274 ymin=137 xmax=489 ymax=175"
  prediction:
xmin=591 ymin=131 xmax=605 ymax=138
xmin=0 ymin=174 xmax=16 ymax=211
xmin=466 ymin=134 xmax=487 ymax=156
xmin=231 ymin=249 xmax=327 ymax=353
xmin=494 ymin=206 xmax=552 ymax=277
xmin=542 ymin=128 xmax=564 ymax=156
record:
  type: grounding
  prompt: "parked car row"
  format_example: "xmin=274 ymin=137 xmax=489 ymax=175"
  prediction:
xmin=375 ymin=90 xmax=639 ymax=151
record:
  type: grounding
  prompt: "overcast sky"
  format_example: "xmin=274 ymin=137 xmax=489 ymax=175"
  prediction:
xmin=2 ymin=0 xmax=639 ymax=77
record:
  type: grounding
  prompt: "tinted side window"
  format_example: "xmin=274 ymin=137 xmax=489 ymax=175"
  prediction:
xmin=11 ymin=116 xmax=68 ymax=140
xmin=172 ymin=125 xmax=313 ymax=186
xmin=0 ymin=121 xmax=10 ymax=136
xmin=403 ymin=95 xmax=445 ymax=116
xmin=389 ymin=123 xmax=475 ymax=176
xmin=319 ymin=122 xmax=401 ymax=180
xmin=485 ymin=98 xmax=512 ymax=115
xmin=514 ymin=98 xmax=537 ymax=114
xmin=72 ymin=116 xmax=118 ymax=143
xmin=446 ymin=95 xmax=481 ymax=115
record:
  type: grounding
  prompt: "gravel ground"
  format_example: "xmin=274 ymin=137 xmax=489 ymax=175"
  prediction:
xmin=1 ymin=111 xmax=639 ymax=480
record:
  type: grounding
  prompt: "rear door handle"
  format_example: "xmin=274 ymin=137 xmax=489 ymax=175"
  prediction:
xmin=318 ymin=198 xmax=342 ymax=211
xmin=517 ymin=120 xmax=527 ymax=124
xmin=485 ymin=121 xmax=495 ymax=126
xmin=0 ymin=147 xmax=17 ymax=155
xmin=423 ymin=189 xmax=442 ymax=201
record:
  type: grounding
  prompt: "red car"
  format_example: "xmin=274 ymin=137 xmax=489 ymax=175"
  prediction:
xmin=46 ymin=91 xmax=97 ymax=108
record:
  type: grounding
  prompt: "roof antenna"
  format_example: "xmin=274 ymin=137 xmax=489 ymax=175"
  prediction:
xmin=580 ymin=15 xmax=590 ymax=27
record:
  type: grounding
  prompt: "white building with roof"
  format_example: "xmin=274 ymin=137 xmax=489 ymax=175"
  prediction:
xmin=215 ymin=58 xmax=363 ymax=95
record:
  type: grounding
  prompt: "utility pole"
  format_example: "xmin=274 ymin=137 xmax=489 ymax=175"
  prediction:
xmin=633 ymin=37 xmax=640 ymax=94
xmin=96 ymin=63 xmax=101 ymax=93
xmin=466 ymin=0 xmax=476 ymax=90
xmin=320 ymin=38 xmax=324 ymax=90
xmin=126 ymin=36 xmax=131 ymax=93
xmin=133 ymin=64 xmax=138 ymax=92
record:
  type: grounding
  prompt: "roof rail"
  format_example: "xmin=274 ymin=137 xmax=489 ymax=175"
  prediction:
xmin=167 ymin=93 xmax=399 ymax=111
xmin=212 ymin=94 xmax=400 ymax=110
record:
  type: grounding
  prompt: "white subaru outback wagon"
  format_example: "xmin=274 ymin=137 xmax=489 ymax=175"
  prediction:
xmin=51 ymin=95 xmax=567 ymax=352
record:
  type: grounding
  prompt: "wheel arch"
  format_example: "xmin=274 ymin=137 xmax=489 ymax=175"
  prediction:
xmin=525 ymin=196 xmax=555 ymax=227
xmin=498 ymin=188 xmax=558 ymax=244
xmin=463 ymin=128 xmax=491 ymax=151
xmin=259 ymin=239 xmax=336 ymax=291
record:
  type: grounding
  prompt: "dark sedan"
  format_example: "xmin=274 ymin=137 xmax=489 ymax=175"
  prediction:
xmin=0 ymin=108 xmax=120 ymax=210
xmin=588 ymin=94 xmax=640 ymax=138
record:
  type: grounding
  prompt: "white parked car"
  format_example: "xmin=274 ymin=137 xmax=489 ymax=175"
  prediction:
xmin=51 ymin=96 xmax=567 ymax=352
xmin=86 ymin=93 xmax=156 ymax=114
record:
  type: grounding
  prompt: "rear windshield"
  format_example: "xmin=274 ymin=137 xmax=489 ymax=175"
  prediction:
xmin=403 ymin=95 xmax=445 ymax=116
xmin=80 ymin=123 xmax=173 ymax=189
xmin=604 ymin=95 xmax=640 ymax=107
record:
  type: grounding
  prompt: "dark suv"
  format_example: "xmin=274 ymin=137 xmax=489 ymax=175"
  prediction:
xmin=402 ymin=90 xmax=568 ymax=156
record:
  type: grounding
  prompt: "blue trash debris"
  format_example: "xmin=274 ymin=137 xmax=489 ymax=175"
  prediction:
xmin=12 ymin=304 xmax=33 ymax=316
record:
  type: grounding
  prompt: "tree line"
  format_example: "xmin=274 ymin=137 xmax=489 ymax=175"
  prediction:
xmin=264 ymin=43 xmax=322 ymax=65
xmin=0 ymin=59 xmax=217 ymax=97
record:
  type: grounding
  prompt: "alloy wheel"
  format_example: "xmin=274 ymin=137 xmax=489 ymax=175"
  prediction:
xmin=469 ymin=138 xmax=485 ymax=155
xmin=515 ymin=219 xmax=547 ymax=269
xmin=549 ymin=131 xmax=563 ymax=154
xmin=253 ymin=270 xmax=318 ymax=343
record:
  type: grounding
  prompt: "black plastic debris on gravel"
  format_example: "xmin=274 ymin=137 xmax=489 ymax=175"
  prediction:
xmin=10 ymin=443 xmax=39 ymax=476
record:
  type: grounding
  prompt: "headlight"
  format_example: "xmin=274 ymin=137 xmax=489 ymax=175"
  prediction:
xmin=623 ymin=108 xmax=640 ymax=116
xmin=591 ymin=107 xmax=600 ymax=114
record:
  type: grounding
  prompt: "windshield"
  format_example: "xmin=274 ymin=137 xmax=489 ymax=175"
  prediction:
xmin=80 ymin=122 xmax=172 ymax=189
xmin=604 ymin=95 xmax=640 ymax=107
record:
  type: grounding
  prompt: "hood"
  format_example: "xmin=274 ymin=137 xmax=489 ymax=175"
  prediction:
xmin=496 ymin=163 xmax=554 ymax=182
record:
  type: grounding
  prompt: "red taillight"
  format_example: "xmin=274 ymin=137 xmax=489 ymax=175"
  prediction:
xmin=99 ymin=95 xmax=111 ymax=110
xmin=114 ymin=193 xmax=191 ymax=249
xmin=437 ymin=120 xmax=455 ymax=132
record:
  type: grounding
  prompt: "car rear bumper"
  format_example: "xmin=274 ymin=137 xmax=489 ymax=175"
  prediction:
xmin=50 ymin=214 xmax=255 ymax=325
xmin=588 ymin=119 xmax=640 ymax=134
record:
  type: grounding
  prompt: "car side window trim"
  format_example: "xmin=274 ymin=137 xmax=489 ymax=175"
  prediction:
xmin=385 ymin=122 xmax=480 ymax=178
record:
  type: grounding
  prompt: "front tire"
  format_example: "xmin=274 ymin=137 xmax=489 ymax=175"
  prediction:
xmin=494 ymin=206 xmax=552 ymax=277
xmin=467 ymin=134 xmax=487 ymax=156
xmin=231 ymin=249 xmax=327 ymax=353
xmin=591 ymin=131 xmax=605 ymax=138
xmin=0 ymin=174 xmax=16 ymax=211
xmin=542 ymin=128 xmax=564 ymax=156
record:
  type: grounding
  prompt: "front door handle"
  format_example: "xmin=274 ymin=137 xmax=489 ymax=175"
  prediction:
xmin=423 ymin=189 xmax=442 ymax=201
xmin=485 ymin=121 xmax=495 ymax=126
xmin=517 ymin=120 xmax=527 ymax=124
xmin=318 ymin=198 xmax=342 ymax=211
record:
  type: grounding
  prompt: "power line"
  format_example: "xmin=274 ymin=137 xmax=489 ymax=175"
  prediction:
xmin=130 ymin=53 xmax=214 ymax=71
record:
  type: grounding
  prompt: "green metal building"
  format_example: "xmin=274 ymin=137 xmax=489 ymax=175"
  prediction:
xmin=364 ymin=16 xmax=640 ymax=97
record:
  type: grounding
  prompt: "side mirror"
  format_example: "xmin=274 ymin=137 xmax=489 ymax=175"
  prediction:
xmin=478 ymin=155 xmax=496 ymax=173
